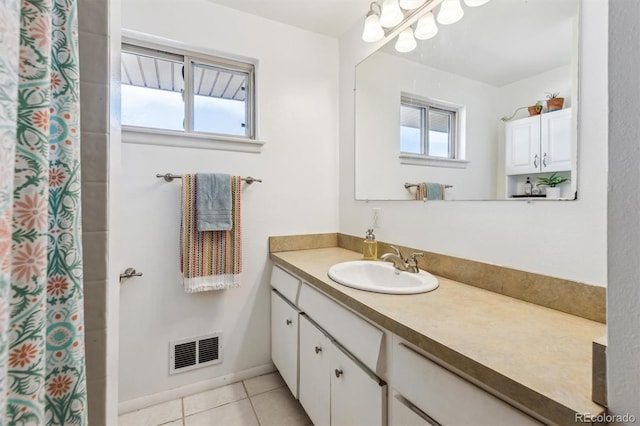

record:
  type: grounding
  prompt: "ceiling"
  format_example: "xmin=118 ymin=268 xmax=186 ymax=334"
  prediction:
xmin=207 ymin=0 xmax=370 ymax=38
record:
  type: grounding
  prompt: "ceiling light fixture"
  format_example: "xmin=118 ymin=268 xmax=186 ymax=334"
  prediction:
xmin=414 ymin=11 xmax=438 ymax=40
xmin=361 ymin=0 xmax=490 ymax=47
xmin=437 ymin=0 xmax=464 ymax=25
xmin=395 ymin=27 xmax=417 ymax=52
xmin=380 ymin=0 xmax=404 ymax=28
xmin=362 ymin=2 xmax=385 ymax=42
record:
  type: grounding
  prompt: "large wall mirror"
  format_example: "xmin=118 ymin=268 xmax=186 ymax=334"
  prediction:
xmin=354 ymin=0 xmax=579 ymax=201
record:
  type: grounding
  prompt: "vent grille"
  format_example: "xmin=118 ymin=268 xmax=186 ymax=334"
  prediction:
xmin=199 ymin=337 xmax=219 ymax=364
xmin=169 ymin=333 xmax=222 ymax=375
xmin=174 ymin=341 xmax=197 ymax=370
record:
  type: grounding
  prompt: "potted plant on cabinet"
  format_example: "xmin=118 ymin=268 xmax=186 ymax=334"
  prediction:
xmin=527 ymin=101 xmax=543 ymax=116
xmin=537 ymin=173 xmax=569 ymax=199
xmin=545 ymin=92 xmax=564 ymax=111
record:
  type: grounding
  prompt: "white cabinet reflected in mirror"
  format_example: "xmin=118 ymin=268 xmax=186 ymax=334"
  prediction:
xmin=354 ymin=0 xmax=579 ymax=201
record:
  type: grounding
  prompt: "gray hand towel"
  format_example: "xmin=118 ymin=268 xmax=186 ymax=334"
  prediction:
xmin=196 ymin=173 xmax=232 ymax=231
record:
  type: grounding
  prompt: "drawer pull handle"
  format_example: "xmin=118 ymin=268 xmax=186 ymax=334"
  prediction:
xmin=315 ymin=346 xmax=322 ymax=354
xmin=334 ymin=369 xmax=343 ymax=378
xmin=286 ymin=319 xmax=292 ymax=325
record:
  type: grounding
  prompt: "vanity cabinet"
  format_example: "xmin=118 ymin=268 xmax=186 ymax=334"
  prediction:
xmin=270 ymin=265 xmax=302 ymax=398
xmin=270 ymin=291 xmax=300 ymax=398
xmin=270 ymin=265 xmax=387 ymax=426
xmin=299 ymin=315 xmax=387 ymax=426
xmin=505 ymin=108 xmax=572 ymax=175
xmin=392 ymin=341 xmax=542 ymax=426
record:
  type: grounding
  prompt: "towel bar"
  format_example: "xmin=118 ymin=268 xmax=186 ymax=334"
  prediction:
xmin=156 ymin=173 xmax=262 ymax=184
xmin=404 ymin=182 xmax=453 ymax=189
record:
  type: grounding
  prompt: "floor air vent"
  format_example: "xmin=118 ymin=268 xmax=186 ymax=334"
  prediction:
xmin=169 ymin=333 xmax=222 ymax=374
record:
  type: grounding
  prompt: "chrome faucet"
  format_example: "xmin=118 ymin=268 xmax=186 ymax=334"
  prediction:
xmin=380 ymin=246 xmax=424 ymax=273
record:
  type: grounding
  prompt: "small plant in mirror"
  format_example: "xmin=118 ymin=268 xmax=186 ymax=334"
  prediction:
xmin=537 ymin=173 xmax=569 ymax=188
xmin=545 ymin=92 xmax=560 ymax=99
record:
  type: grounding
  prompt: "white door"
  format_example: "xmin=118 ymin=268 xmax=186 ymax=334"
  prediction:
xmin=271 ymin=291 xmax=299 ymax=397
xmin=330 ymin=342 xmax=387 ymax=426
xmin=299 ymin=315 xmax=331 ymax=426
xmin=505 ymin=115 xmax=540 ymax=175
xmin=541 ymin=108 xmax=572 ymax=172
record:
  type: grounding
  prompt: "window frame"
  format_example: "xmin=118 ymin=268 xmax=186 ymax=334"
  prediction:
xmin=399 ymin=93 xmax=468 ymax=169
xmin=120 ymin=34 xmax=264 ymax=152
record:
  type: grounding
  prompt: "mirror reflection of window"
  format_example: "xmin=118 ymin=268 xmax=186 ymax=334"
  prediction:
xmin=400 ymin=95 xmax=458 ymax=159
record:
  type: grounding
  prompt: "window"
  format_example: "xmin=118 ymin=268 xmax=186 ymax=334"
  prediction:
xmin=400 ymin=94 xmax=461 ymax=160
xmin=121 ymin=42 xmax=255 ymax=140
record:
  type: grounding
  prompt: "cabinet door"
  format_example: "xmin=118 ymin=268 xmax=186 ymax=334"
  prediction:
xmin=299 ymin=315 xmax=331 ymax=426
xmin=505 ymin=115 xmax=540 ymax=175
xmin=541 ymin=108 xmax=572 ymax=172
xmin=331 ymin=342 xmax=387 ymax=426
xmin=271 ymin=290 xmax=299 ymax=398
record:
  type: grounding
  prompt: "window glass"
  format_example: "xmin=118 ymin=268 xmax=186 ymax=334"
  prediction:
xmin=120 ymin=43 xmax=255 ymax=140
xmin=192 ymin=63 xmax=249 ymax=137
xmin=427 ymin=108 xmax=454 ymax=158
xmin=400 ymin=104 xmax=422 ymax=153
xmin=121 ymin=51 xmax=185 ymax=131
xmin=400 ymin=95 xmax=459 ymax=159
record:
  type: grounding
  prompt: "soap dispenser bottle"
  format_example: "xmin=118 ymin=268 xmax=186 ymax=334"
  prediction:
xmin=363 ymin=229 xmax=378 ymax=260
xmin=524 ymin=177 xmax=532 ymax=195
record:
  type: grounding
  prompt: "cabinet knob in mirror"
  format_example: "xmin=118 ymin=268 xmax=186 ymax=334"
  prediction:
xmin=286 ymin=319 xmax=292 ymax=326
xmin=335 ymin=369 xmax=343 ymax=378
xmin=315 ymin=346 xmax=322 ymax=354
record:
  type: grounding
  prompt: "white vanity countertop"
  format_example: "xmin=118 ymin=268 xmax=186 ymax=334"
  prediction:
xmin=270 ymin=247 xmax=606 ymax=425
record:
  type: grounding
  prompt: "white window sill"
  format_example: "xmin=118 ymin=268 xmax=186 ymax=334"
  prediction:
xmin=399 ymin=153 xmax=469 ymax=169
xmin=122 ymin=126 xmax=266 ymax=153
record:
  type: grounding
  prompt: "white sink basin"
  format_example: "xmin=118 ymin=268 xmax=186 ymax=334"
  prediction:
xmin=328 ymin=261 xmax=439 ymax=295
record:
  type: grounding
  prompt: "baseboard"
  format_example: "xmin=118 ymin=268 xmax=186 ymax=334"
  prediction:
xmin=118 ymin=363 xmax=276 ymax=415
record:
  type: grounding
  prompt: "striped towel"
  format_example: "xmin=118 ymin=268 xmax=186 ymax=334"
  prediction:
xmin=415 ymin=183 xmax=427 ymax=200
xmin=180 ymin=174 xmax=242 ymax=292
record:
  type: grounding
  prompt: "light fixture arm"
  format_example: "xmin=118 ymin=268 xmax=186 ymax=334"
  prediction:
xmin=382 ymin=0 xmax=443 ymax=38
xmin=367 ymin=1 xmax=382 ymax=17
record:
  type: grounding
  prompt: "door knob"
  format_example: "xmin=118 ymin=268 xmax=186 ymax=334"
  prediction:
xmin=286 ymin=319 xmax=293 ymax=325
xmin=119 ymin=267 xmax=143 ymax=283
xmin=335 ymin=368 xmax=343 ymax=378
xmin=315 ymin=346 xmax=322 ymax=354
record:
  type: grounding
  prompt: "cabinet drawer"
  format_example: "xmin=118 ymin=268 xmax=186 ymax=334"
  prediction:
xmin=298 ymin=283 xmax=383 ymax=373
xmin=393 ymin=343 xmax=541 ymax=426
xmin=271 ymin=265 xmax=301 ymax=304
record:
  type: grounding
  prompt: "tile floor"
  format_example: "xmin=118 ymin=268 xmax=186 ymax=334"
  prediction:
xmin=118 ymin=372 xmax=312 ymax=426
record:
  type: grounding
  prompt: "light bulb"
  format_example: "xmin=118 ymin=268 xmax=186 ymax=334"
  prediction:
xmin=380 ymin=0 xmax=404 ymax=28
xmin=464 ymin=0 xmax=490 ymax=6
xmin=362 ymin=12 xmax=385 ymax=42
xmin=395 ymin=27 xmax=417 ymax=53
xmin=414 ymin=11 xmax=438 ymax=40
xmin=399 ymin=0 xmax=426 ymax=10
xmin=437 ymin=0 xmax=464 ymax=25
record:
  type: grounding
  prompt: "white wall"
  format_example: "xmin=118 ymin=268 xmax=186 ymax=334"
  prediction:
xmin=118 ymin=0 xmax=338 ymax=403
xmin=607 ymin=0 xmax=640 ymax=420
xmin=355 ymin=51 xmax=501 ymax=200
xmin=339 ymin=0 xmax=607 ymax=286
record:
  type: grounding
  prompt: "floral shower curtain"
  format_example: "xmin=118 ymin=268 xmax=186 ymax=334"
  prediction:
xmin=0 ymin=0 xmax=88 ymax=424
